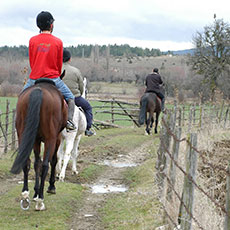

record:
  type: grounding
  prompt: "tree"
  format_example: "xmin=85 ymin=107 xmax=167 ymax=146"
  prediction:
xmin=190 ymin=16 xmax=230 ymax=100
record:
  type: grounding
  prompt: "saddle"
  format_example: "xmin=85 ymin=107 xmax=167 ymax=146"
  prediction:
xmin=35 ymin=78 xmax=56 ymax=86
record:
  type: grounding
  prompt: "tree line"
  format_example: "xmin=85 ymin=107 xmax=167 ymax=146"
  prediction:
xmin=0 ymin=44 xmax=161 ymax=59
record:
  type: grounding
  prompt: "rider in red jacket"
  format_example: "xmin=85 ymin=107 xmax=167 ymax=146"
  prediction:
xmin=23 ymin=11 xmax=76 ymax=131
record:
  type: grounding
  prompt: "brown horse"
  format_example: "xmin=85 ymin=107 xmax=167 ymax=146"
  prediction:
xmin=11 ymin=79 xmax=67 ymax=211
xmin=138 ymin=92 xmax=161 ymax=134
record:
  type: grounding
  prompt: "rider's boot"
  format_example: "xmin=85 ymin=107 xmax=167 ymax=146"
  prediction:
xmin=85 ymin=128 xmax=94 ymax=136
xmin=66 ymin=99 xmax=76 ymax=131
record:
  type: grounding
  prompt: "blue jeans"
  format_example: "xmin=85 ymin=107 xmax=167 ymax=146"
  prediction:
xmin=75 ymin=96 xmax=93 ymax=130
xmin=23 ymin=78 xmax=74 ymax=101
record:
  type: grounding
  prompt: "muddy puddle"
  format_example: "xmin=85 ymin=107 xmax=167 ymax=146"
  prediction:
xmin=103 ymin=159 xmax=137 ymax=168
xmin=91 ymin=184 xmax=128 ymax=194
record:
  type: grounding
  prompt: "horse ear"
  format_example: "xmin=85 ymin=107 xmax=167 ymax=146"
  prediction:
xmin=60 ymin=70 xmax=65 ymax=80
xmin=83 ymin=77 xmax=87 ymax=86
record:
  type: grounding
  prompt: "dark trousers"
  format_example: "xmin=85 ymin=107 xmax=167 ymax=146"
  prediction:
xmin=74 ymin=96 xmax=93 ymax=130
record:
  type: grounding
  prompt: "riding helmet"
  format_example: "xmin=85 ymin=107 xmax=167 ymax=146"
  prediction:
xmin=36 ymin=11 xmax=54 ymax=31
xmin=63 ymin=49 xmax=71 ymax=62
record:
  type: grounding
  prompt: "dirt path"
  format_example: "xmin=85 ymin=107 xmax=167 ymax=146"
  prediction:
xmin=69 ymin=141 xmax=152 ymax=230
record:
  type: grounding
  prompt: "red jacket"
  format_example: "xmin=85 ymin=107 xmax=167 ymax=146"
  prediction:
xmin=29 ymin=33 xmax=63 ymax=80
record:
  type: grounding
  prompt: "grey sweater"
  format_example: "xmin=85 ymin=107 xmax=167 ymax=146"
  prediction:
xmin=62 ymin=62 xmax=84 ymax=97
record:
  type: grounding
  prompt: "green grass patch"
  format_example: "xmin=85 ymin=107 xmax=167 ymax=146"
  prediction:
xmin=0 ymin=97 xmax=17 ymax=112
xmin=0 ymin=153 xmax=15 ymax=178
xmin=82 ymin=127 xmax=153 ymax=157
xmin=78 ymin=163 xmax=105 ymax=183
xmin=0 ymin=181 xmax=83 ymax=230
xmin=100 ymin=139 xmax=163 ymax=230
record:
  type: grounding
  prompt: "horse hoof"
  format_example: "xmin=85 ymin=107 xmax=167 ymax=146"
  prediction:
xmin=33 ymin=195 xmax=39 ymax=202
xmin=35 ymin=199 xmax=46 ymax=211
xmin=47 ymin=188 xmax=56 ymax=194
xmin=20 ymin=198 xmax=30 ymax=210
xmin=20 ymin=191 xmax=30 ymax=210
xmin=59 ymin=174 xmax=65 ymax=182
xmin=72 ymin=170 xmax=79 ymax=175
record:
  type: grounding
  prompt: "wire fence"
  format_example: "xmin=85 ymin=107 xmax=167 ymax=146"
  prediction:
xmin=1 ymin=98 xmax=230 ymax=230
xmin=0 ymin=100 xmax=17 ymax=156
xmin=156 ymin=101 xmax=230 ymax=230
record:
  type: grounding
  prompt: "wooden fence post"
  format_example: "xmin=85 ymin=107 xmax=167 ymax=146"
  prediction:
xmin=11 ymin=109 xmax=16 ymax=150
xmin=219 ymin=100 xmax=224 ymax=123
xmin=172 ymin=100 xmax=177 ymax=130
xmin=179 ymin=133 xmax=198 ymax=230
xmin=111 ymin=98 xmax=114 ymax=123
xmin=224 ymin=105 xmax=229 ymax=129
xmin=192 ymin=104 xmax=196 ymax=125
xmin=166 ymin=126 xmax=182 ymax=201
xmin=4 ymin=100 xmax=9 ymax=154
xmin=199 ymin=105 xmax=203 ymax=129
xmin=224 ymin=161 xmax=230 ymax=230
xmin=178 ymin=108 xmax=182 ymax=127
xmin=156 ymin=112 xmax=172 ymax=200
xmin=182 ymin=105 xmax=185 ymax=127
xmin=188 ymin=106 xmax=193 ymax=133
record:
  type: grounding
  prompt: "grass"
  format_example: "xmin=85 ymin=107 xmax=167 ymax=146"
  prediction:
xmin=0 ymin=154 xmax=13 ymax=178
xmin=78 ymin=163 xmax=105 ymax=183
xmin=0 ymin=181 xmax=83 ymax=230
xmin=0 ymin=151 xmax=85 ymax=230
xmin=99 ymin=137 xmax=163 ymax=230
xmin=0 ymin=96 xmax=17 ymax=113
xmin=81 ymin=127 xmax=153 ymax=158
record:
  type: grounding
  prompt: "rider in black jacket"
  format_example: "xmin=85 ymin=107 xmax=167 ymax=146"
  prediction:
xmin=145 ymin=68 xmax=165 ymax=111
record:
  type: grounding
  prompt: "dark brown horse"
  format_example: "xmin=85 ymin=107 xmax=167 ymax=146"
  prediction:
xmin=11 ymin=79 xmax=67 ymax=211
xmin=138 ymin=92 xmax=161 ymax=134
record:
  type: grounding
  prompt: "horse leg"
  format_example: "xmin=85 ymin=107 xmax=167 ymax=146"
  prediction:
xmin=145 ymin=112 xmax=149 ymax=135
xmin=71 ymin=135 xmax=82 ymax=175
xmin=35 ymin=140 xmax=55 ymax=211
xmin=47 ymin=153 xmax=58 ymax=195
xmin=59 ymin=136 xmax=75 ymax=181
xmin=33 ymin=141 xmax=41 ymax=201
xmin=21 ymin=158 xmax=31 ymax=210
xmin=150 ymin=117 xmax=154 ymax=129
xmin=56 ymin=136 xmax=64 ymax=176
xmin=146 ymin=112 xmax=153 ymax=135
xmin=47 ymin=136 xmax=60 ymax=194
xmin=155 ymin=112 xmax=160 ymax=134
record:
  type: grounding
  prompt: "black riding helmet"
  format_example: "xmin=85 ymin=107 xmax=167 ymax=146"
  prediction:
xmin=63 ymin=49 xmax=71 ymax=62
xmin=36 ymin=11 xmax=54 ymax=31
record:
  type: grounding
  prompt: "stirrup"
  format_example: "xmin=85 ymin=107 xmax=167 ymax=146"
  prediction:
xmin=66 ymin=120 xmax=76 ymax=131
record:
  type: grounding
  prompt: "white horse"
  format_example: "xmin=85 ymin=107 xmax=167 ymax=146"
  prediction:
xmin=57 ymin=78 xmax=87 ymax=181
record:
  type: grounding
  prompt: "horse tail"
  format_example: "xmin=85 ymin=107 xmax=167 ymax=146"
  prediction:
xmin=11 ymin=88 xmax=43 ymax=174
xmin=138 ymin=95 xmax=148 ymax=125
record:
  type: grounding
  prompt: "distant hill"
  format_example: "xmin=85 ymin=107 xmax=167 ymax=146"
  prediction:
xmin=162 ymin=48 xmax=195 ymax=56
xmin=171 ymin=48 xmax=195 ymax=55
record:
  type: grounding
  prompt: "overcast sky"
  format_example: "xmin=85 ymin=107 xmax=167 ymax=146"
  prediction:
xmin=1 ymin=0 xmax=230 ymax=51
